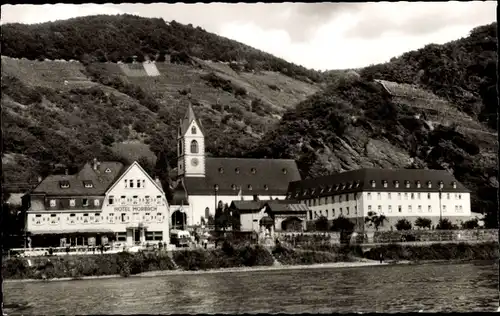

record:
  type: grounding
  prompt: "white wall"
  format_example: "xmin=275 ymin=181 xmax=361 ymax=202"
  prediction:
xmin=178 ymin=120 xmax=205 ymax=177
xmin=169 ymin=194 xmax=286 ymax=226
xmin=303 ymin=192 xmax=362 ymax=220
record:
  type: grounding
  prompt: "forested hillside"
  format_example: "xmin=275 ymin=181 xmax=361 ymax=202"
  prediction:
xmin=1 ymin=16 xmax=497 ymax=227
xmin=360 ymin=23 xmax=497 ymax=130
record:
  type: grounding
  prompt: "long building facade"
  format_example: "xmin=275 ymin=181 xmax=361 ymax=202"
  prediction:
xmin=25 ymin=160 xmax=170 ymax=247
xmin=286 ymin=168 xmax=472 ymax=231
xmin=169 ymin=104 xmax=302 ymax=228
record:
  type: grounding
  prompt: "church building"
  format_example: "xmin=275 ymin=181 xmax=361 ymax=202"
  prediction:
xmin=169 ymin=104 xmax=302 ymax=228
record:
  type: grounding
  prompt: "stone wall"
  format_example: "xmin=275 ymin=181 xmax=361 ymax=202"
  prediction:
xmin=372 ymin=229 xmax=498 ymax=243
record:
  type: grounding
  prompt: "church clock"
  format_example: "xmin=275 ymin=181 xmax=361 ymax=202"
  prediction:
xmin=191 ymin=158 xmax=199 ymax=166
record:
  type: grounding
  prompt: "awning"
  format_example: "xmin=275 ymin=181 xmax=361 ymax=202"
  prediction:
xmin=29 ymin=229 xmax=114 ymax=235
xmin=126 ymin=224 xmax=149 ymax=229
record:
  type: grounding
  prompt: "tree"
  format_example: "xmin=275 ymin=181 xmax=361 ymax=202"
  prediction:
xmin=137 ymin=156 xmax=154 ymax=176
xmin=315 ymin=216 xmax=329 ymax=231
xmin=364 ymin=211 xmax=387 ymax=231
xmin=395 ymin=219 xmax=412 ymax=231
xmin=414 ymin=217 xmax=432 ymax=230
xmin=461 ymin=218 xmax=479 ymax=229
xmin=153 ymin=150 xmax=173 ymax=202
xmin=330 ymin=216 xmax=355 ymax=244
xmin=436 ymin=218 xmax=455 ymax=230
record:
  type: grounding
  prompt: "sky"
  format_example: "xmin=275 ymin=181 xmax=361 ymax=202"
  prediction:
xmin=0 ymin=2 xmax=496 ymax=70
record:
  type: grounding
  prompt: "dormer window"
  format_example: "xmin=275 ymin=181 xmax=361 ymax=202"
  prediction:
xmin=311 ymin=188 xmax=316 ymax=195
xmin=394 ymin=181 xmax=400 ymax=188
xmin=348 ymin=183 xmax=353 ymax=189
xmin=248 ymin=184 xmax=253 ymax=190
xmin=235 ymin=168 xmax=240 ymax=174
xmin=328 ymin=186 xmax=333 ymax=192
xmin=320 ymin=187 xmax=325 ymax=193
xmin=218 ymin=168 xmax=224 ymax=174
xmin=382 ymin=180 xmax=388 ymax=188
xmin=83 ymin=181 xmax=93 ymax=188
xmin=370 ymin=180 xmax=376 ymax=188
xmin=416 ymin=181 xmax=421 ymax=188
xmin=335 ymin=185 xmax=339 ymax=191
xmin=264 ymin=184 xmax=269 ymax=191
xmin=231 ymin=184 xmax=236 ymax=190
xmin=60 ymin=181 xmax=70 ymax=189
xmin=405 ymin=181 xmax=410 ymax=188
xmin=355 ymin=182 xmax=360 ymax=188
xmin=439 ymin=181 xmax=444 ymax=189
xmin=105 ymin=168 xmax=111 ymax=173
xmin=451 ymin=181 xmax=456 ymax=189
xmin=341 ymin=183 xmax=346 ymax=190
xmin=427 ymin=181 xmax=432 ymax=188
xmin=282 ymin=168 xmax=287 ymax=175
xmin=251 ymin=168 xmax=256 ymax=174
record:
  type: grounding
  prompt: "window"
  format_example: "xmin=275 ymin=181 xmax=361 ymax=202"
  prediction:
xmin=418 ymin=205 xmax=422 ymax=212
xmin=340 ymin=208 xmax=343 ymax=215
xmin=339 ymin=195 xmax=343 ymax=202
xmin=125 ymin=179 xmax=128 ymax=188
xmin=442 ymin=205 xmax=446 ymax=213
xmin=105 ymin=168 xmax=111 ymax=173
xmin=427 ymin=193 xmax=431 ymax=199
xmin=50 ymin=214 xmax=58 ymax=225
xmin=34 ymin=214 xmax=42 ymax=225
xmin=83 ymin=199 xmax=88 ymax=206
xmin=94 ymin=199 xmax=100 ymax=206
xmin=95 ymin=213 xmax=101 ymax=223
xmin=191 ymin=126 xmax=197 ymax=134
xmin=383 ymin=180 xmax=388 ymax=188
xmin=121 ymin=213 xmax=127 ymax=223
xmin=156 ymin=196 xmax=162 ymax=205
xmin=70 ymin=199 xmax=75 ymax=207
xmin=398 ymin=193 xmax=401 ymax=200
xmin=69 ymin=214 xmax=76 ymax=224
xmin=367 ymin=206 xmax=371 ymax=212
xmin=264 ymin=184 xmax=269 ymax=191
xmin=142 ymin=180 xmax=145 ymax=188
xmin=345 ymin=194 xmax=349 ymax=202
xmin=83 ymin=213 xmax=89 ymax=223
xmin=428 ymin=205 xmax=432 ymax=213
xmin=60 ymin=181 xmax=70 ymax=189
xmin=117 ymin=232 xmax=126 ymax=242
xmin=370 ymin=180 xmax=376 ymax=188
xmin=251 ymin=168 xmax=256 ymax=174
xmin=129 ymin=180 xmax=134 ymax=188
xmin=108 ymin=196 xmax=114 ymax=205
xmin=452 ymin=181 xmax=457 ymax=189
xmin=145 ymin=196 xmax=151 ymax=204
xmin=411 ymin=193 xmax=415 ymax=200
xmin=408 ymin=205 xmax=412 ymax=213
xmin=108 ymin=213 xmax=115 ymax=223
xmin=447 ymin=193 xmax=450 ymax=199
xmin=394 ymin=181 xmax=400 ymax=188
xmin=50 ymin=199 xmax=56 ymax=207
xmin=404 ymin=193 xmax=408 ymax=200
xmin=388 ymin=205 xmax=392 ymax=213
xmin=459 ymin=206 xmax=463 ymax=212
xmin=416 ymin=181 xmax=421 ymax=188
xmin=378 ymin=205 xmax=382 ymax=213
xmin=398 ymin=205 xmax=402 ymax=213
xmin=405 ymin=181 xmax=410 ymax=188
xmin=458 ymin=194 xmax=462 ymax=200
xmin=346 ymin=207 xmax=350 ymax=215
xmin=157 ymin=213 xmax=164 ymax=223
xmin=367 ymin=193 xmax=372 ymax=200
xmin=427 ymin=181 xmax=432 ymax=188
xmin=417 ymin=193 xmax=421 ymax=199
xmin=388 ymin=193 xmax=391 ymax=200
xmin=248 ymin=184 xmax=253 ymax=190
xmin=377 ymin=193 xmax=381 ymax=200
xmin=191 ymin=140 xmax=199 ymax=153
xmin=137 ymin=180 xmax=141 ymax=188
xmin=455 ymin=205 xmax=458 ymax=212
xmin=309 ymin=210 xmax=313 ymax=220
xmin=84 ymin=182 xmax=93 ymax=188
xmin=133 ymin=196 xmax=138 ymax=205
xmin=121 ymin=196 xmax=126 ymax=205
xmin=282 ymin=168 xmax=287 ymax=175
xmin=354 ymin=206 xmax=358 ymax=215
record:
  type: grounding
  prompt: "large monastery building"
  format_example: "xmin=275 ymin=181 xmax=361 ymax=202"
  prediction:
xmin=287 ymin=168 xmax=472 ymax=231
xmin=169 ymin=104 xmax=302 ymax=228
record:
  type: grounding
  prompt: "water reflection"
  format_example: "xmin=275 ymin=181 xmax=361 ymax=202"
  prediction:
xmin=4 ymin=261 xmax=498 ymax=314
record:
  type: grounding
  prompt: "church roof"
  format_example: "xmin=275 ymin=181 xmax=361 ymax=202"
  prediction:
xmin=179 ymin=103 xmax=204 ymax=136
xmin=183 ymin=157 xmax=301 ymax=196
xmin=229 ymin=199 xmax=308 ymax=214
xmin=287 ymin=168 xmax=470 ymax=199
xmin=171 ymin=179 xmax=190 ymax=205
xmin=31 ymin=161 xmax=126 ymax=196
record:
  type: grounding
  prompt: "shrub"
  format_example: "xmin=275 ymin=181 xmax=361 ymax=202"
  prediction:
xmin=436 ymin=218 xmax=455 ymax=230
xmin=315 ymin=216 xmax=329 ymax=231
xmin=462 ymin=219 xmax=479 ymax=229
xmin=395 ymin=219 xmax=412 ymax=231
xmin=415 ymin=217 xmax=432 ymax=230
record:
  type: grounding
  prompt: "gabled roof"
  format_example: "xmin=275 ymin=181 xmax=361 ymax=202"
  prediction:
xmin=32 ymin=162 xmax=126 ymax=196
xmin=183 ymin=157 xmax=301 ymax=195
xmin=105 ymin=161 xmax=165 ymax=195
xmin=179 ymin=103 xmax=204 ymax=136
xmin=170 ymin=179 xmax=189 ymax=206
xmin=229 ymin=199 xmax=307 ymax=214
xmin=287 ymin=168 xmax=470 ymax=199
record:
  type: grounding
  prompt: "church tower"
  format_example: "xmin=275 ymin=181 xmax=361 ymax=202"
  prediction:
xmin=177 ymin=103 xmax=206 ymax=178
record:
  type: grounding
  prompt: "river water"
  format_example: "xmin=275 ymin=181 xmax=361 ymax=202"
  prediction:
xmin=3 ymin=261 xmax=498 ymax=314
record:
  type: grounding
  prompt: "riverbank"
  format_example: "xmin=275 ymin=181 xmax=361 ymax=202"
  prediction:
xmin=3 ymin=242 xmax=498 ymax=282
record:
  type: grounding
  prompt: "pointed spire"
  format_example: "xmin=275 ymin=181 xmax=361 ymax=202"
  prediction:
xmin=179 ymin=101 xmax=204 ymax=136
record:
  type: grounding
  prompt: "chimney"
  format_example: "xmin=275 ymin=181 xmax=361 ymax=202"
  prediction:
xmin=93 ymin=158 xmax=98 ymax=170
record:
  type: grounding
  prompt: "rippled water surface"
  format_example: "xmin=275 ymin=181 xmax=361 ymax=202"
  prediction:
xmin=4 ymin=261 xmax=499 ymax=314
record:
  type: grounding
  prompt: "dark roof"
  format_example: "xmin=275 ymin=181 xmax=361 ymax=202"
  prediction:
xmin=32 ymin=162 xmax=126 ymax=196
xmin=170 ymin=179 xmax=189 ymax=205
xmin=287 ymin=168 xmax=470 ymax=199
xmin=179 ymin=103 xmax=205 ymax=136
xmin=230 ymin=199 xmax=308 ymax=214
xmin=183 ymin=157 xmax=301 ymax=195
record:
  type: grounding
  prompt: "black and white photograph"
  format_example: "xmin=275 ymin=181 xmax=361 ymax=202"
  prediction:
xmin=1 ymin=1 xmax=498 ymax=314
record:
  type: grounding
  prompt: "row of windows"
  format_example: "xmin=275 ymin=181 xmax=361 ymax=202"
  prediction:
xmin=308 ymin=204 xmax=465 ymax=220
xmin=217 ymin=167 xmax=288 ymax=175
xmin=108 ymin=195 xmax=163 ymax=205
xmin=303 ymin=192 xmax=463 ymax=207
xmin=366 ymin=192 xmax=462 ymax=201
xmin=49 ymin=198 xmax=100 ymax=207
xmin=291 ymin=180 xmax=459 ymax=198
xmin=124 ymin=179 xmax=146 ymax=188
xmin=32 ymin=212 xmax=165 ymax=225
xmin=60 ymin=180 xmax=100 ymax=189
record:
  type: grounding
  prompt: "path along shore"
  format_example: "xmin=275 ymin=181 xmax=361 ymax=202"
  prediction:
xmin=4 ymin=259 xmax=408 ymax=284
